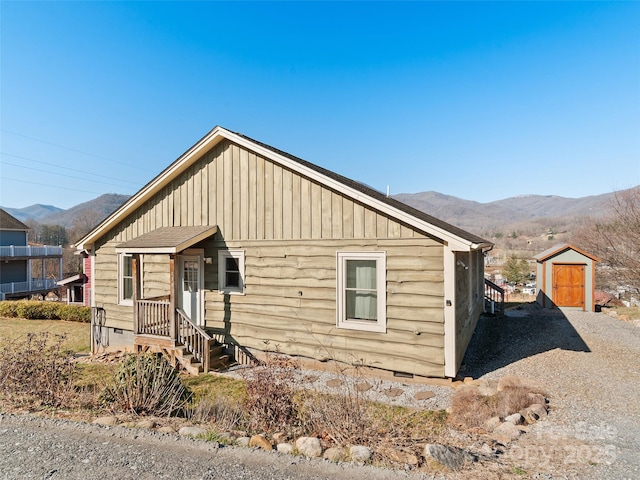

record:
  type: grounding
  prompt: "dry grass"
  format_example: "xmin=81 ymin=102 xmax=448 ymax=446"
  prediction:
xmin=449 ymin=380 xmax=547 ymax=428
xmin=0 ymin=316 xmax=90 ymax=352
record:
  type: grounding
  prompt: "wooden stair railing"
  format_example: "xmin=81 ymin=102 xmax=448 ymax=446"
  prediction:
xmin=176 ymin=308 xmax=213 ymax=373
xmin=484 ymin=278 xmax=505 ymax=316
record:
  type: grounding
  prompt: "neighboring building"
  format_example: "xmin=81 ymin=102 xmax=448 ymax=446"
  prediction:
xmin=57 ymin=251 xmax=92 ymax=305
xmin=76 ymin=126 xmax=492 ymax=378
xmin=0 ymin=209 xmax=63 ymax=300
xmin=534 ymin=243 xmax=599 ymax=312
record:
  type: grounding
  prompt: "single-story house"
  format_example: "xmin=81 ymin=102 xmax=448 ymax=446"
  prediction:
xmin=534 ymin=243 xmax=599 ymax=312
xmin=76 ymin=126 xmax=492 ymax=378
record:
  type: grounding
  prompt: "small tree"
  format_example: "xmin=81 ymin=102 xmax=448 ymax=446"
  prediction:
xmin=503 ymin=255 xmax=530 ymax=284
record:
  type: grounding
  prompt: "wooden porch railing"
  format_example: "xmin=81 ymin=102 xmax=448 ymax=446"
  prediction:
xmin=176 ymin=308 xmax=212 ymax=373
xmin=136 ymin=299 xmax=171 ymax=336
xmin=484 ymin=278 xmax=505 ymax=315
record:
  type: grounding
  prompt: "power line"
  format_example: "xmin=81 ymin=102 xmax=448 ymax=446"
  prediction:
xmin=1 ymin=176 xmax=111 ymax=195
xmin=0 ymin=152 xmax=143 ymax=187
xmin=1 ymin=129 xmax=156 ymax=173
xmin=1 ymin=160 xmax=138 ymax=190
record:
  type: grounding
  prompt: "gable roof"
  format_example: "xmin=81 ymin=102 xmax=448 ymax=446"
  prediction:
xmin=76 ymin=126 xmax=491 ymax=252
xmin=0 ymin=209 xmax=30 ymax=231
xmin=534 ymin=243 xmax=599 ymax=262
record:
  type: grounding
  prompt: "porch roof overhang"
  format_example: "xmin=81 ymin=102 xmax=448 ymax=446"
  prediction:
xmin=115 ymin=226 xmax=218 ymax=254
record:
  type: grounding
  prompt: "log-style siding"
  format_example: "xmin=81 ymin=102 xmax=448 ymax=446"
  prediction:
xmin=93 ymin=139 xmax=450 ymax=376
xmin=202 ymin=238 xmax=445 ymax=377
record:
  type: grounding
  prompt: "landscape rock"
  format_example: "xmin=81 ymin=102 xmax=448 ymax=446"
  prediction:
xmin=276 ymin=443 xmax=293 ymax=454
xmin=325 ymin=378 xmax=343 ymax=388
xmin=157 ymin=426 xmax=176 ymax=434
xmin=295 ymin=436 xmax=323 ymax=458
xmin=520 ymin=403 xmax=548 ymax=424
xmin=235 ymin=436 xmax=251 ymax=447
xmin=272 ymin=432 xmax=287 ymax=444
xmin=355 ymin=382 xmax=372 ymax=392
xmin=414 ymin=390 xmax=435 ymax=400
xmin=505 ymin=413 xmax=524 ymax=425
xmin=483 ymin=416 xmax=502 ymax=433
xmin=349 ymin=445 xmax=373 ymax=462
xmin=92 ymin=416 xmax=118 ymax=427
xmin=493 ymin=421 xmax=522 ymax=442
xmin=384 ymin=387 xmax=403 ymax=398
xmin=390 ymin=449 xmax=419 ymax=465
xmin=216 ymin=432 xmax=236 ymax=444
xmin=178 ymin=426 xmax=207 ymax=437
xmin=323 ymin=446 xmax=349 ymax=462
xmin=249 ymin=434 xmax=273 ymax=451
xmin=423 ymin=443 xmax=473 ymax=470
xmin=135 ymin=419 xmax=156 ymax=429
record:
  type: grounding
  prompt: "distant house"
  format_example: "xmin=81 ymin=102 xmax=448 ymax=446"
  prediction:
xmin=76 ymin=126 xmax=493 ymax=378
xmin=534 ymin=243 xmax=598 ymax=312
xmin=0 ymin=209 xmax=62 ymax=300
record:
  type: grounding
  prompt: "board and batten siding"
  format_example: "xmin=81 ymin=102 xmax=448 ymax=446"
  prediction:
xmin=92 ymin=139 xmax=447 ymax=375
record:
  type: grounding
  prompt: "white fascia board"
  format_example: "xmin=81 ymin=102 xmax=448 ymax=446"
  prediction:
xmin=115 ymin=247 xmax=177 ymax=254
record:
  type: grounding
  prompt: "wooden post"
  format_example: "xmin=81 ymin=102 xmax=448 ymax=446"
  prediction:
xmin=169 ymin=255 xmax=176 ymax=342
xmin=203 ymin=337 xmax=210 ymax=373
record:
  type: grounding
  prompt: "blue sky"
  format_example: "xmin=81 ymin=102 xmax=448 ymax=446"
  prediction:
xmin=1 ymin=1 xmax=639 ymax=210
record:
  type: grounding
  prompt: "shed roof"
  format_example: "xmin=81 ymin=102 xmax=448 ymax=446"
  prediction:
xmin=534 ymin=243 xmax=599 ymax=262
xmin=0 ymin=209 xmax=29 ymax=231
xmin=77 ymin=126 xmax=492 ymax=252
xmin=57 ymin=274 xmax=88 ymax=286
xmin=115 ymin=226 xmax=218 ymax=254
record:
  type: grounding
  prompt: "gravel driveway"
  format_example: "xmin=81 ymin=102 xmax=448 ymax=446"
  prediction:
xmin=461 ymin=303 xmax=640 ymax=479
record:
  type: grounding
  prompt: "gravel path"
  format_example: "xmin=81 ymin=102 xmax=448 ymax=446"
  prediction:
xmin=461 ymin=303 xmax=640 ymax=479
xmin=0 ymin=414 xmax=438 ymax=480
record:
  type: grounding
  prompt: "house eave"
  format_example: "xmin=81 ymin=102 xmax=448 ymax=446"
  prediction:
xmin=76 ymin=126 xmax=487 ymax=252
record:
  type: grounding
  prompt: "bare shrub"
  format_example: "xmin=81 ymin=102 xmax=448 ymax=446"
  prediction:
xmin=188 ymin=397 xmax=244 ymax=431
xmin=100 ymin=353 xmax=191 ymax=416
xmin=0 ymin=332 xmax=78 ymax=408
xmin=449 ymin=383 xmax=547 ymax=428
xmin=242 ymin=352 xmax=299 ymax=433
xmin=298 ymin=387 xmax=368 ymax=445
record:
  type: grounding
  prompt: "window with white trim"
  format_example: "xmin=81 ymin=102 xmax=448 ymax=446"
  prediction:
xmin=118 ymin=253 xmax=133 ymax=305
xmin=337 ymin=251 xmax=386 ymax=333
xmin=218 ymin=250 xmax=245 ymax=294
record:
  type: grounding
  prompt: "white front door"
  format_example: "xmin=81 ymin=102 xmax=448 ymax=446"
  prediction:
xmin=178 ymin=255 xmax=203 ymax=325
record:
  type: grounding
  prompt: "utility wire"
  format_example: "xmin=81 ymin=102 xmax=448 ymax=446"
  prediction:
xmin=1 ymin=176 xmax=111 ymax=195
xmin=0 ymin=152 xmax=143 ymax=187
xmin=1 ymin=129 xmax=156 ymax=173
xmin=1 ymin=160 xmax=137 ymax=190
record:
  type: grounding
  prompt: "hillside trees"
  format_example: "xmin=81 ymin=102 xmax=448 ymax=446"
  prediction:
xmin=573 ymin=187 xmax=640 ymax=293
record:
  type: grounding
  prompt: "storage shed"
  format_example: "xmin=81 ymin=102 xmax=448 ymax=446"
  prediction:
xmin=534 ymin=244 xmax=598 ymax=312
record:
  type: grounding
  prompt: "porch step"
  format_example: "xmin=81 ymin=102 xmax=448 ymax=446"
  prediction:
xmin=208 ymin=354 xmax=232 ymax=372
xmin=173 ymin=341 xmax=233 ymax=374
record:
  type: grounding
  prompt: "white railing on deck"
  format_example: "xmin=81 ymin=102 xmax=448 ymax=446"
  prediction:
xmin=0 ymin=245 xmax=63 ymax=257
xmin=0 ymin=278 xmax=58 ymax=295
